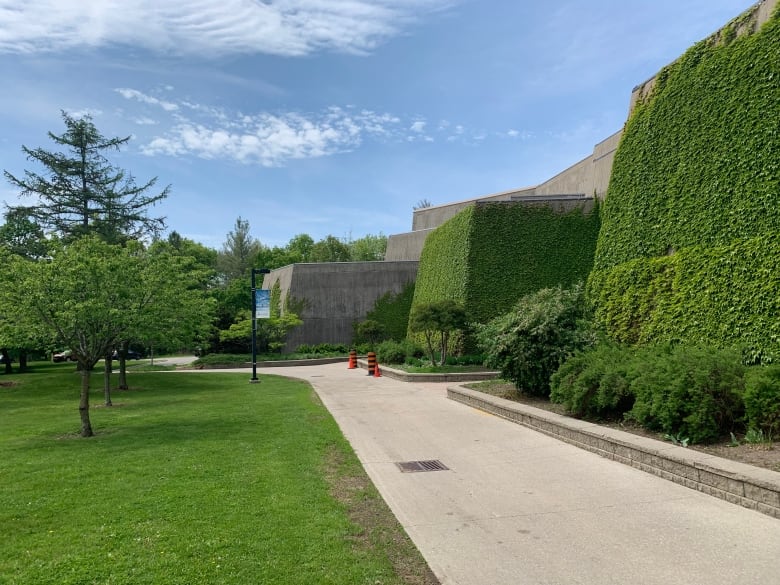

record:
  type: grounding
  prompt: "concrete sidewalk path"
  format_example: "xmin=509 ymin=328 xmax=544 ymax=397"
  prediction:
xmin=260 ymin=363 xmax=780 ymax=585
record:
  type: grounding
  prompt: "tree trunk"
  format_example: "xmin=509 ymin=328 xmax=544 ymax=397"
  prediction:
xmin=103 ymin=353 xmax=113 ymax=406
xmin=440 ymin=332 xmax=448 ymax=366
xmin=79 ymin=368 xmax=94 ymax=437
xmin=19 ymin=350 xmax=28 ymax=372
xmin=1 ymin=348 xmax=11 ymax=374
xmin=118 ymin=340 xmax=129 ymax=390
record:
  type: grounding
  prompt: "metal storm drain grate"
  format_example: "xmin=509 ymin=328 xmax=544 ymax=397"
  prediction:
xmin=396 ymin=460 xmax=449 ymax=473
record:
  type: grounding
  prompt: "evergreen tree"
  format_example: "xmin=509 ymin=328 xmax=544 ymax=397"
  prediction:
xmin=217 ymin=216 xmax=262 ymax=281
xmin=4 ymin=111 xmax=168 ymax=243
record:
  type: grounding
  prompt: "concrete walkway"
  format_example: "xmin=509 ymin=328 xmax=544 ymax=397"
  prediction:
xmin=235 ymin=363 xmax=780 ymax=584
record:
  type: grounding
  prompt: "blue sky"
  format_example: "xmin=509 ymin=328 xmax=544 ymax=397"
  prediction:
xmin=0 ymin=0 xmax=757 ymax=249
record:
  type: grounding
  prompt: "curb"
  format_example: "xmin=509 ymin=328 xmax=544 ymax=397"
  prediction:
xmin=355 ymin=359 xmax=500 ymax=383
xmin=448 ymin=385 xmax=780 ymax=520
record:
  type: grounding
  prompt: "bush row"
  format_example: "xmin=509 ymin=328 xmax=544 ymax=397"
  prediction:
xmin=550 ymin=343 xmax=780 ymax=444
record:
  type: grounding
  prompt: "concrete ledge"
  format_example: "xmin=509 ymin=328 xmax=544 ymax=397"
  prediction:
xmin=448 ymin=385 xmax=780 ymax=519
xmin=256 ymin=357 xmax=347 ymax=368
xmin=356 ymin=359 xmax=500 ymax=382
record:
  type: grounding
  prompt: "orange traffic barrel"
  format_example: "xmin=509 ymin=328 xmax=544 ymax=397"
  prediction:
xmin=366 ymin=352 xmax=376 ymax=376
xmin=347 ymin=349 xmax=357 ymax=369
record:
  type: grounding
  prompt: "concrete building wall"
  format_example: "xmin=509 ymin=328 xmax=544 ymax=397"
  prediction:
xmin=385 ymin=229 xmax=435 ymax=261
xmin=411 ymin=187 xmax=535 ymax=231
xmin=263 ymin=261 xmax=419 ymax=351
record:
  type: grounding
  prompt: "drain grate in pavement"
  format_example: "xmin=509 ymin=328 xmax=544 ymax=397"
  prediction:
xmin=396 ymin=460 xmax=449 ymax=473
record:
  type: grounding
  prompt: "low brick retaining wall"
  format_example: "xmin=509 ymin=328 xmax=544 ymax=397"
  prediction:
xmin=448 ymin=385 xmax=780 ymax=519
xmin=356 ymin=360 xmax=499 ymax=383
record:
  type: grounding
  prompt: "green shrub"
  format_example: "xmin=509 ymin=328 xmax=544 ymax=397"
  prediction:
xmin=376 ymin=339 xmax=423 ymax=364
xmin=353 ymin=319 xmax=388 ymax=348
xmin=295 ymin=343 xmax=348 ymax=355
xmin=444 ymin=354 xmax=485 ymax=366
xmin=744 ymin=364 xmax=780 ymax=438
xmin=627 ymin=345 xmax=745 ymax=444
xmin=475 ymin=284 xmax=593 ymax=396
xmin=550 ymin=342 xmax=635 ymax=419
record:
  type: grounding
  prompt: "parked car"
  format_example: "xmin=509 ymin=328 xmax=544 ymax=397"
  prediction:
xmin=52 ymin=350 xmax=74 ymax=362
xmin=111 ymin=349 xmax=143 ymax=360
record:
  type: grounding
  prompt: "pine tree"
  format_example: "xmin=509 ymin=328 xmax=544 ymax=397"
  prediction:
xmin=4 ymin=111 xmax=168 ymax=243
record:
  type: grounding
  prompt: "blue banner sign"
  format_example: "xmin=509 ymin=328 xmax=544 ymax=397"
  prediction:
xmin=255 ymin=289 xmax=270 ymax=319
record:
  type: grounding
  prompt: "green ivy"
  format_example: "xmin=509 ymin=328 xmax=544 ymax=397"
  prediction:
xmin=591 ymin=7 xmax=780 ymax=358
xmin=364 ymin=281 xmax=416 ymax=341
xmin=411 ymin=202 xmax=600 ymax=350
xmin=596 ymin=8 xmax=780 ymax=270
xmin=590 ymin=234 xmax=780 ymax=360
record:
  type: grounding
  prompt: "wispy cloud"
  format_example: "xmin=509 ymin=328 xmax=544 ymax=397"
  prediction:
xmin=116 ymin=88 xmax=179 ymax=111
xmin=138 ymin=105 xmax=402 ymax=166
xmin=0 ymin=0 xmax=454 ymax=57
xmin=115 ymin=88 xmax=529 ymax=166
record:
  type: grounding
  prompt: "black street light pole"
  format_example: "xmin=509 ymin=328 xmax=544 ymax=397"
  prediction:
xmin=251 ymin=268 xmax=271 ymax=383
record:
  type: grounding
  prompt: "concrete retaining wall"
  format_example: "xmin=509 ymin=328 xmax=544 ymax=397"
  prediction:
xmin=263 ymin=261 xmax=418 ymax=351
xmin=448 ymin=385 xmax=780 ymax=519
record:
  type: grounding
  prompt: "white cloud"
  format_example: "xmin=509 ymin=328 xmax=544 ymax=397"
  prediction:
xmin=410 ymin=120 xmax=426 ymax=133
xmin=0 ymin=0 xmax=454 ymax=57
xmin=134 ymin=116 xmax=159 ymax=126
xmin=116 ymin=88 xmax=179 ymax=111
xmin=138 ymin=104 xmax=406 ymax=166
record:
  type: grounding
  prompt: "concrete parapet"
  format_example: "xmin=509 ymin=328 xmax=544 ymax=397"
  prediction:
xmin=448 ymin=385 xmax=780 ymax=519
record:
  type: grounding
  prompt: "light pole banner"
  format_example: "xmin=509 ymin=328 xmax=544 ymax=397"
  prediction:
xmin=255 ymin=289 xmax=270 ymax=319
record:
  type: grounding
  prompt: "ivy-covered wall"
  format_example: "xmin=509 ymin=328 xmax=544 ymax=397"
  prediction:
xmin=364 ymin=281 xmax=416 ymax=341
xmin=411 ymin=201 xmax=600 ymax=346
xmin=590 ymin=6 xmax=780 ymax=358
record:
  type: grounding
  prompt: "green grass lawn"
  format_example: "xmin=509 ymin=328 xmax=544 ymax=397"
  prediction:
xmin=0 ymin=364 xmax=435 ymax=585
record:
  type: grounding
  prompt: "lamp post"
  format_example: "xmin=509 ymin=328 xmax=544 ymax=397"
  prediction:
xmin=251 ymin=267 xmax=271 ymax=383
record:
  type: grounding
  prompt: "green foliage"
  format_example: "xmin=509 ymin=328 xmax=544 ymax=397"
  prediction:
xmin=310 ymin=235 xmax=351 ymax=262
xmin=591 ymin=10 xmax=780 ymax=356
xmin=217 ymin=216 xmax=262 ymax=281
xmin=408 ymin=300 xmax=467 ymax=366
xmin=444 ymin=354 xmax=485 ymax=366
xmin=219 ymin=309 xmax=302 ymax=354
xmin=375 ymin=339 xmax=422 ymax=364
xmin=364 ymin=281 xmax=415 ymax=341
xmin=744 ymin=364 xmax=780 ymax=438
xmin=347 ymin=232 xmax=387 ymax=261
xmin=627 ymin=345 xmax=745 ymax=444
xmin=411 ymin=202 xmax=600 ymax=350
xmin=295 ymin=343 xmax=349 ymax=355
xmin=475 ymin=285 xmax=592 ymax=396
xmin=589 ymin=234 xmax=780 ymax=359
xmin=4 ymin=111 xmax=168 ymax=244
xmin=353 ymin=319 xmax=388 ymax=348
xmin=552 ymin=342 xmax=749 ymax=443
xmin=550 ymin=342 xmax=635 ymax=419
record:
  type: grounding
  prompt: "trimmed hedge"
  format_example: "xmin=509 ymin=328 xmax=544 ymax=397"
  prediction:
xmin=590 ymin=7 xmax=780 ymax=358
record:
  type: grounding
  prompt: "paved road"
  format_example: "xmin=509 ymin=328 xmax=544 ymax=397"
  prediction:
xmin=175 ymin=362 xmax=780 ymax=584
